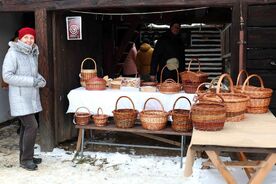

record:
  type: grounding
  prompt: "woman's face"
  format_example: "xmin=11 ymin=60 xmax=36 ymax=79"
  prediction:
xmin=20 ymin=34 xmax=35 ymax=46
xmin=170 ymin=23 xmax=181 ymax=35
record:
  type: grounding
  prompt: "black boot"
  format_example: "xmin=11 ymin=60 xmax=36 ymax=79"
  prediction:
xmin=33 ymin=157 xmax=42 ymax=164
xmin=20 ymin=160 xmax=38 ymax=171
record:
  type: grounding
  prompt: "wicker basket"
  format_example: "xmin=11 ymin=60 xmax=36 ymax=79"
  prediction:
xmin=238 ymin=74 xmax=273 ymax=113
xmin=112 ymin=96 xmax=138 ymax=128
xmin=159 ymin=65 xmax=181 ymax=94
xmin=85 ymin=76 xmax=106 ymax=90
xmin=140 ymin=98 xmax=169 ymax=131
xmin=191 ymin=93 xmax=226 ymax=131
xmin=170 ymin=96 xmax=192 ymax=132
xmin=183 ymin=81 xmax=202 ymax=94
xmin=79 ymin=58 xmax=97 ymax=87
xmin=202 ymin=74 xmax=250 ymax=122
xmin=180 ymin=58 xmax=209 ymax=83
xmin=73 ymin=107 xmax=91 ymax=126
xmin=93 ymin=107 xmax=108 ymax=127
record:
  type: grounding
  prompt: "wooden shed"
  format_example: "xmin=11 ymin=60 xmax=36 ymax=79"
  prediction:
xmin=1 ymin=0 xmax=276 ymax=151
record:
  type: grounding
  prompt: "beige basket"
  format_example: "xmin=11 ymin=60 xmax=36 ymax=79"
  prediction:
xmin=79 ymin=58 xmax=97 ymax=87
xmin=140 ymin=98 xmax=169 ymax=131
xmin=93 ymin=107 xmax=108 ymax=127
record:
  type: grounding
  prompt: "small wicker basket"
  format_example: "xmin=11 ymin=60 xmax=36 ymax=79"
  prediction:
xmin=73 ymin=107 xmax=91 ymax=126
xmin=191 ymin=93 xmax=226 ymax=131
xmin=79 ymin=58 xmax=97 ymax=87
xmin=140 ymin=98 xmax=169 ymax=131
xmin=159 ymin=65 xmax=181 ymax=94
xmin=93 ymin=107 xmax=108 ymax=127
xmin=112 ymin=96 xmax=138 ymax=128
xmin=170 ymin=96 xmax=192 ymax=132
xmin=85 ymin=77 xmax=106 ymax=90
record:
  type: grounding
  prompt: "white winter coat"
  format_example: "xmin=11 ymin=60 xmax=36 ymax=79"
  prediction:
xmin=2 ymin=41 xmax=44 ymax=116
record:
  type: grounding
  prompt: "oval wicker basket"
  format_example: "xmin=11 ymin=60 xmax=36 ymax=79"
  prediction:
xmin=239 ymin=74 xmax=273 ymax=113
xmin=191 ymin=93 xmax=226 ymax=131
xmin=85 ymin=76 xmax=106 ymax=90
xmin=159 ymin=65 xmax=181 ymax=94
xmin=140 ymin=98 xmax=169 ymax=131
xmin=203 ymin=74 xmax=250 ymax=122
xmin=93 ymin=107 xmax=108 ymax=127
xmin=170 ymin=96 xmax=192 ymax=132
xmin=112 ymin=96 xmax=138 ymax=128
xmin=180 ymin=58 xmax=209 ymax=83
xmin=79 ymin=58 xmax=97 ymax=87
xmin=74 ymin=107 xmax=91 ymax=126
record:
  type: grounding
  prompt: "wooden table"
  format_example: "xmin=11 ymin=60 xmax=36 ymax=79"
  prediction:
xmin=184 ymin=112 xmax=276 ymax=184
xmin=75 ymin=122 xmax=192 ymax=168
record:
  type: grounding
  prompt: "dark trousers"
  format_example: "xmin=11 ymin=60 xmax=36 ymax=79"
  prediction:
xmin=18 ymin=114 xmax=38 ymax=163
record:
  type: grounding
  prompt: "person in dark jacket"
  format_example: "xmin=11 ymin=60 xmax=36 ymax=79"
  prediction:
xmin=2 ymin=27 xmax=46 ymax=171
xmin=150 ymin=21 xmax=185 ymax=82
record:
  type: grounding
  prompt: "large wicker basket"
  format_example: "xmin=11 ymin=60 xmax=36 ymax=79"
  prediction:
xmin=238 ymin=74 xmax=273 ymax=113
xmin=202 ymin=74 xmax=250 ymax=122
xmin=159 ymin=65 xmax=181 ymax=94
xmin=170 ymin=96 xmax=192 ymax=132
xmin=180 ymin=58 xmax=209 ymax=83
xmin=73 ymin=107 xmax=91 ymax=126
xmin=140 ymin=98 xmax=169 ymax=131
xmin=191 ymin=93 xmax=226 ymax=131
xmin=93 ymin=107 xmax=108 ymax=127
xmin=112 ymin=96 xmax=138 ymax=128
xmin=79 ymin=57 xmax=97 ymax=87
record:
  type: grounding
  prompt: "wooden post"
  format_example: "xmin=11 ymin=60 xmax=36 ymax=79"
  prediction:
xmin=35 ymin=8 xmax=55 ymax=151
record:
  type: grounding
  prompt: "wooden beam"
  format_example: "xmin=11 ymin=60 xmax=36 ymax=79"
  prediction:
xmin=35 ymin=8 xmax=55 ymax=151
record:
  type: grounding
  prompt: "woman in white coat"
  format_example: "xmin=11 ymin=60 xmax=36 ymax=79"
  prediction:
xmin=2 ymin=27 xmax=46 ymax=171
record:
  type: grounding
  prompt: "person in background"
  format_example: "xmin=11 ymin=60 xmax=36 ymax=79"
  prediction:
xmin=150 ymin=21 xmax=185 ymax=82
xmin=122 ymin=42 xmax=138 ymax=77
xmin=135 ymin=38 xmax=154 ymax=81
xmin=2 ymin=27 xmax=46 ymax=171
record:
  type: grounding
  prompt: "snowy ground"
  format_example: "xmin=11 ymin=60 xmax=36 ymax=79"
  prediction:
xmin=0 ymin=124 xmax=276 ymax=184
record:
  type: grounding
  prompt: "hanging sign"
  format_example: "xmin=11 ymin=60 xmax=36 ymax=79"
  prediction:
xmin=66 ymin=16 xmax=82 ymax=40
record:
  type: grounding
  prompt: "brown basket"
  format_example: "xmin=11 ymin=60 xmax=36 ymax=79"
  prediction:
xmin=93 ymin=107 xmax=108 ymax=127
xmin=85 ymin=76 xmax=106 ymax=90
xmin=159 ymin=65 xmax=181 ymax=94
xmin=180 ymin=58 xmax=209 ymax=83
xmin=202 ymin=74 xmax=250 ymax=122
xmin=79 ymin=58 xmax=97 ymax=87
xmin=239 ymin=74 xmax=273 ymax=114
xmin=74 ymin=107 xmax=91 ymax=126
xmin=140 ymin=98 xmax=169 ymax=131
xmin=183 ymin=81 xmax=202 ymax=94
xmin=191 ymin=93 xmax=226 ymax=131
xmin=170 ymin=96 xmax=192 ymax=132
xmin=112 ymin=96 xmax=138 ymax=128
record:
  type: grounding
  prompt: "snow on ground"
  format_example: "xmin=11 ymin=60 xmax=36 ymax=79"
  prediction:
xmin=0 ymin=124 xmax=276 ymax=184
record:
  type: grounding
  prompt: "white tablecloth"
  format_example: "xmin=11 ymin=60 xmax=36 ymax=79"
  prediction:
xmin=67 ymin=87 xmax=195 ymax=116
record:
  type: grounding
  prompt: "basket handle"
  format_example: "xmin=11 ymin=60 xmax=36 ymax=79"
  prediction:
xmin=172 ymin=96 xmax=192 ymax=111
xmin=216 ymin=73 xmax=234 ymax=94
xmin=195 ymin=82 xmax=211 ymax=94
xmin=115 ymin=96 xmax=135 ymax=110
xmin=80 ymin=57 xmax=97 ymax=71
xmin=196 ymin=93 xmax=225 ymax=104
xmin=236 ymin=70 xmax=249 ymax=86
xmin=97 ymin=107 xmax=103 ymax=115
xmin=143 ymin=97 xmax=165 ymax=112
xmin=160 ymin=64 xmax=179 ymax=83
xmin=74 ymin=106 xmax=91 ymax=116
xmin=241 ymin=74 xmax=264 ymax=92
xmin=187 ymin=58 xmax=200 ymax=72
xmin=163 ymin=78 xmax=177 ymax=84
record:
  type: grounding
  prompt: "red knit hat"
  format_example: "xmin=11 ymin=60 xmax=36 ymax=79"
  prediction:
xmin=18 ymin=27 xmax=36 ymax=40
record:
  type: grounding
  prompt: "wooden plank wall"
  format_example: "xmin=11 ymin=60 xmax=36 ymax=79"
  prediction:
xmin=246 ymin=4 xmax=276 ymax=115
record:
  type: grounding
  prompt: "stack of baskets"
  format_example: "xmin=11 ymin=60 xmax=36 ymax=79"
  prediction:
xmin=202 ymin=74 xmax=250 ymax=122
xmin=170 ymin=96 xmax=192 ymax=132
xmin=140 ymin=98 xmax=169 ymax=131
xmin=235 ymin=74 xmax=273 ymax=113
xmin=85 ymin=76 xmax=106 ymax=90
xmin=180 ymin=58 xmax=209 ymax=93
xmin=73 ymin=107 xmax=91 ymax=126
xmin=191 ymin=94 xmax=226 ymax=131
xmin=93 ymin=107 xmax=108 ymax=127
xmin=79 ymin=57 xmax=97 ymax=87
xmin=159 ymin=65 xmax=181 ymax=94
xmin=112 ymin=96 xmax=138 ymax=128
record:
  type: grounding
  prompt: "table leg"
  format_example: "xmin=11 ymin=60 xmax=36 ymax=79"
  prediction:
xmin=237 ymin=152 xmax=255 ymax=179
xmin=180 ymin=135 xmax=184 ymax=168
xmin=80 ymin=128 xmax=85 ymax=157
xmin=205 ymin=150 xmax=237 ymax=184
xmin=76 ymin=129 xmax=82 ymax=152
xmin=249 ymin=153 xmax=276 ymax=184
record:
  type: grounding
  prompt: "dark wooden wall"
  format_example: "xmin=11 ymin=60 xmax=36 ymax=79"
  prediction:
xmin=246 ymin=4 xmax=276 ymax=115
